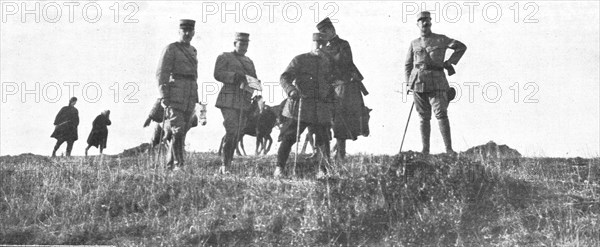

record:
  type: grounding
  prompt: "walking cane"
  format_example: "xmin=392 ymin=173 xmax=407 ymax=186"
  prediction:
xmin=293 ymin=97 xmax=303 ymax=177
xmin=398 ymin=102 xmax=414 ymax=154
xmin=159 ymin=105 xmax=168 ymax=169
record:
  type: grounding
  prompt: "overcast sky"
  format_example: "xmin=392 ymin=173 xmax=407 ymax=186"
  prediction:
xmin=1 ymin=1 xmax=599 ymax=157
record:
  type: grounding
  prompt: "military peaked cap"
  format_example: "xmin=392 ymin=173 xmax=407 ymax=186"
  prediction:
xmin=316 ymin=17 xmax=334 ymax=31
xmin=180 ymin=19 xmax=195 ymax=29
xmin=235 ymin=32 xmax=250 ymax=41
xmin=417 ymin=11 xmax=431 ymax=21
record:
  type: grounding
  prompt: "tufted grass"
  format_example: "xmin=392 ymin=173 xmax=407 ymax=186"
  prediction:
xmin=1 ymin=151 xmax=599 ymax=246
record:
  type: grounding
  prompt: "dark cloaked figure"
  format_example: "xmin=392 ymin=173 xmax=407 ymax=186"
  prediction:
xmin=51 ymin=97 xmax=79 ymax=157
xmin=275 ymin=33 xmax=334 ymax=178
xmin=317 ymin=17 xmax=369 ymax=161
xmin=85 ymin=110 xmax=111 ymax=156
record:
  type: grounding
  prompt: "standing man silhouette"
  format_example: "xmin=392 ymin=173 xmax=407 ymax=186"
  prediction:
xmin=156 ymin=19 xmax=199 ymax=170
xmin=405 ymin=11 xmax=467 ymax=154
xmin=214 ymin=32 xmax=257 ymax=174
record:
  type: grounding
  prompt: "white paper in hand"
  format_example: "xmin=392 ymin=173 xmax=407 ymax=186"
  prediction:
xmin=240 ymin=75 xmax=262 ymax=92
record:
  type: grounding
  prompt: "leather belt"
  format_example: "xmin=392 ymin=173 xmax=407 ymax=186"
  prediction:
xmin=172 ymin=73 xmax=196 ymax=80
xmin=415 ymin=64 xmax=444 ymax=71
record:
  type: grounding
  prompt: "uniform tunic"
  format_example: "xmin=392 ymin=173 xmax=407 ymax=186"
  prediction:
xmin=214 ymin=51 xmax=257 ymax=111
xmin=405 ymin=33 xmax=466 ymax=93
xmin=156 ymin=42 xmax=199 ymax=113
xmin=278 ymin=51 xmax=334 ymax=143
xmin=280 ymin=52 xmax=334 ymax=125
xmin=214 ymin=51 xmax=257 ymax=138
xmin=156 ymin=41 xmax=199 ymax=134
xmin=404 ymin=33 xmax=466 ymax=120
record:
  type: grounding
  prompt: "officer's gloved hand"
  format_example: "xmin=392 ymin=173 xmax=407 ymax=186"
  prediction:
xmin=289 ymin=89 xmax=300 ymax=100
xmin=161 ymin=98 xmax=170 ymax=108
xmin=443 ymin=60 xmax=456 ymax=76
xmin=443 ymin=60 xmax=452 ymax=68
xmin=234 ymin=72 xmax=246 ymax=85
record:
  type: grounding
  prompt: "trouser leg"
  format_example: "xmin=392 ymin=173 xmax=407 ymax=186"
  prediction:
xmin=335 ymin=138 xmax=346 ymax=160
xmin=277 ymin=139 xmax=294 ymax=169
xmin=172 ymin=132 xmax=185 ymax=167
xmin=174 ymin=115 xmax=192 ymax=168
xmin=313 ymin=124 xmax=332 ymax=173
xmin=431 ymin=90 xmax=452 ymax=153
xmin=222 ymin=133 xmax=236 ymax=167
xmin=163 ymin=107 xmax=190 ymax=169
xmin=66 ymin=141 xmax=74 ymax=157
xmin=52 ymin=140 xmax=64 ymax=157
xmin=221 ymin=108 xmax=246 ymax=170
xmin=277 ymin=118 xmax=308 ymax=171
xmin=414 ymin=92 xmax=432 ymax=154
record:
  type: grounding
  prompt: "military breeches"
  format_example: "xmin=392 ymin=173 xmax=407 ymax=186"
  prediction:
xmin=164 ymin=107 xmax=193 ymax=136
xmin=220 ymin=108 xmax=248 ymax=141
xmin=414 ymin=91 xmax=449 ymax=121
xmin=163 ymin=107 xmax=193 ymax=167
xmin=220 ymin=108 xmax=248 ymax=166
xmin=279 ymin=119 xmax=331 ymax=146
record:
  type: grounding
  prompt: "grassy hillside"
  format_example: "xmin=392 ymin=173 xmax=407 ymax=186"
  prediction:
xmin=1 ymin=151 xmax=599 ymax=246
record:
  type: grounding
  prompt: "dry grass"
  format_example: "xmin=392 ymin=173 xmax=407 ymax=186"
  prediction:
xmin=1 ymin=151 xmax=599 ymax=246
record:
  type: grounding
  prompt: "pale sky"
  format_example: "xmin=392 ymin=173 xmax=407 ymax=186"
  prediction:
xmin=1 ymin=1 xmax=599 ymax=157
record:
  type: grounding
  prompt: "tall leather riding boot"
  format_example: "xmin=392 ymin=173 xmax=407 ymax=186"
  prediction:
xmin=173 ymin=133 xmax=185 ymax=168
xmin=439 ymin=118 xmax=454 ymax=154
xmin=277 ymin=140 xmax=294 ymax=168
xmin=220 ymin=135 xmax=236 ymax=174
xmin=335 ymin=138 xmax=346 ymax=161
xmin=275 ymin=139 xmax=294 ymax=177
xmin=320 ymin=142 xmax=331 ymax=160
xmin=420 ymin=120 xmax=431 ymax=154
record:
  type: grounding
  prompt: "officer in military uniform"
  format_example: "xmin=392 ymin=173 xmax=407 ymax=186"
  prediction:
xmin=275 ymin=33 xmax=334 ymax=178
xmin=156 ymin=19 xmax=199 ymax=170
xmin=214 ymin=32 xmax=257 ymax=174
xmin=316 ymin=17 xmax=369 ymax=161
xmin=405 ymin=11 xmax=467 ymax=154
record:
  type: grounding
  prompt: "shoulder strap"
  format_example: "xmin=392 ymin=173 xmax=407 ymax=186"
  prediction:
xmin=232 ymin=53 xmax=252 ymax=75
xmin=173 ymin=42 xmax=197 ymax=66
